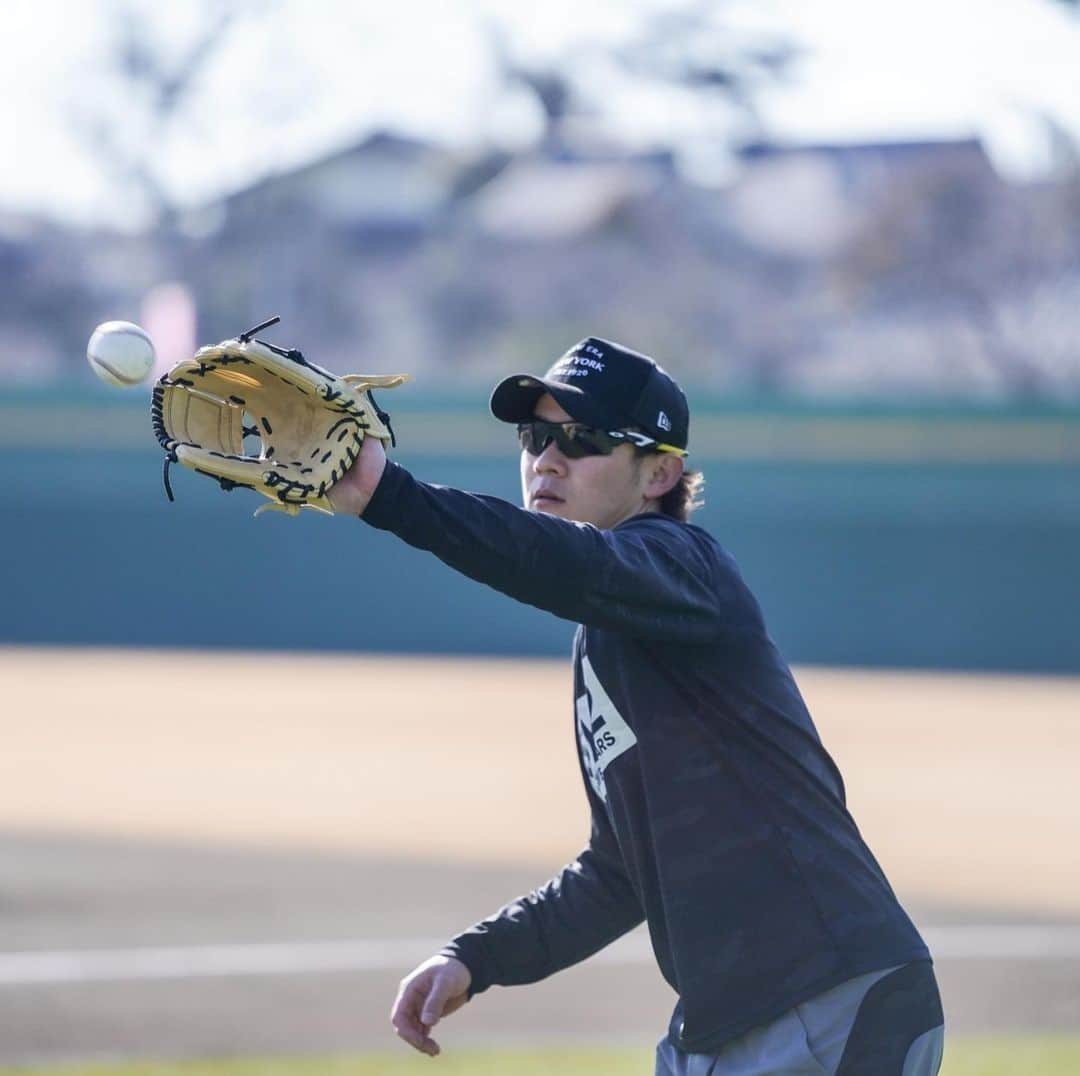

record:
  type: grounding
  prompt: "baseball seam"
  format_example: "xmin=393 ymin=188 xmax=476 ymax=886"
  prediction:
xmin=89 ymin=354 xmax=144 ymax=384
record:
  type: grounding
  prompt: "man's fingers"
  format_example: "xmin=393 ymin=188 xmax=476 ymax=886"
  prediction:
xmin=390 ymin=958 xmax=470 ymax=1056
xmin=420 ymin=977 xmax=451 ymax=1027
xmin=390 ymin=981 xmax=429 ymax=1046
xmin=392 ymin=1016 xmax=439 ymax=1055
xmin=390 ymin=974 xmax=447 ymax=1056
xmin=395 ymin=1023 xmax=440 ymax=1056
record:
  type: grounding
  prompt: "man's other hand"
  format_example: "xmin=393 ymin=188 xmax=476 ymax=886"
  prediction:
xmin=390 ymin=954 xmax=472 ymax=1057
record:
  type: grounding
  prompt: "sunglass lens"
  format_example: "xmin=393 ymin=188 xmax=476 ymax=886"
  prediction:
xmin=518 ymin=423 xmax=550 ymax=455
xmin=565 ymin=428 xmax=606 ymax=456
xmin=517 ymin=421 xmax=616 ymax=458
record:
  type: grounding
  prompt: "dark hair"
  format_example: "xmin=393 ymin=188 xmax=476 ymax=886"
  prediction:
xmin=632 ymin=444 xmax=704 ymax=522
xmin=659 ymin=467 xmax=705 ymax=522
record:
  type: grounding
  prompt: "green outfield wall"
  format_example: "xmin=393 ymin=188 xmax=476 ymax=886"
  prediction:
xmin=2 ymin=386 xmax=1078 ymax=672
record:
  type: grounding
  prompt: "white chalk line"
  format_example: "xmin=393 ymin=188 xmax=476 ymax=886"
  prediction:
xmin=1 ymin=926 xmax=1079 ymax=986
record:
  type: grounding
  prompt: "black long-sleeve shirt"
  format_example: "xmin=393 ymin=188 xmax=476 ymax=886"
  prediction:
xmin=362 ymin=461 xmax=930 ymax=1053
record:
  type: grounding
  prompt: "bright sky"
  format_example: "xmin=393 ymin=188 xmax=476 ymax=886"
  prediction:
xmin=3 ymin=0 xmax=1079 ymax=229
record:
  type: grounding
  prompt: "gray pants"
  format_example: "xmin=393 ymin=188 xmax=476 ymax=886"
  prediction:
xmin=655 ymin=963 xmax=944 ymax=1076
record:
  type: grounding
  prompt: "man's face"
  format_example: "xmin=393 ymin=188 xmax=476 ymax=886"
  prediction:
xmin=519 ymin=394 xmax=654 ymax=530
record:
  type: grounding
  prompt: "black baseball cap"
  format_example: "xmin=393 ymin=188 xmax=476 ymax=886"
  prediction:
xmin=490 ymin=337 xmax=690 ymax=451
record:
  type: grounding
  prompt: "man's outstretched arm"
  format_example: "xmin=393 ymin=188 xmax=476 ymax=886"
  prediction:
xmin=330 ymin=438 xmax=741 ymax=644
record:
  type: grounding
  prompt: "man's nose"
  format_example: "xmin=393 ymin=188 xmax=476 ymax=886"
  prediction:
xmin=533 ymin=439 xmax=567 ymax=473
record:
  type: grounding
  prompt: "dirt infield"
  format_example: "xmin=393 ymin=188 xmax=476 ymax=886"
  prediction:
xmin=2 ymin=646 xmax=1078 ymax=916
xmin=2 ymin=647 xmax=1079 ymax=1061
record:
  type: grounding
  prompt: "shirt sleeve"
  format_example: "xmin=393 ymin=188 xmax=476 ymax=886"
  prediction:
xmin=361 ymin=460 xmax=754 ymax=643
xmin=439 ymin=802 xmax=645 ymax=995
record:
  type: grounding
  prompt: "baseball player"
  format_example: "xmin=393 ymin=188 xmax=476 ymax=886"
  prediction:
xmin=329 ymin=337 xmax=945 ymax=1075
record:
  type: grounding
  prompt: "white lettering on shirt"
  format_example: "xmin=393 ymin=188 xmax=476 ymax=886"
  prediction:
xmin=576 ymin=654 xmax=637 ymax=803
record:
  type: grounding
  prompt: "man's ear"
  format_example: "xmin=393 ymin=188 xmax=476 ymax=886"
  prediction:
xmin=643 ymin=453 xmax=684 ymax=501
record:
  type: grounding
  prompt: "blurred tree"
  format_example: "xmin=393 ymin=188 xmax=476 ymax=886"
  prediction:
xmin=612 ymin=3 xmax=799 ymax=146
xmin=486 ymin=2 xmax=797 ymax=157
xmin=482 ymin=20 xmax=577 ymax=154
xmin=66 ymin=0 xmax=271 ymax=229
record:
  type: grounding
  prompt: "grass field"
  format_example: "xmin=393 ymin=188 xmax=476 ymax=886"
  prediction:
xmin=3 ymin=1038 xmax=1080 ymax=1076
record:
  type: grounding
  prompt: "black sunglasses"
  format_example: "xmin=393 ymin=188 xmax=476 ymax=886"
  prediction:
xmin=517 ymin=420 xmax=687 ymax=459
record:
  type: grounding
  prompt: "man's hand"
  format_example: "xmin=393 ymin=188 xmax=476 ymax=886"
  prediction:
xmin=327 ymin=433 xmax=387 ymax=517
xmin=390 ymin=954 xmax=472 ymax=1057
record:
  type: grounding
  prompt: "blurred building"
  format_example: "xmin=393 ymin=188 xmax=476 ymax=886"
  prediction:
xmin=2 ymin=128 xmax=1078 ymax=399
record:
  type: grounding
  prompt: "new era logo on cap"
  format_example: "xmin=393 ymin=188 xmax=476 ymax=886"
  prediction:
xmin=657 ymin=411 xmax=672 ymax=432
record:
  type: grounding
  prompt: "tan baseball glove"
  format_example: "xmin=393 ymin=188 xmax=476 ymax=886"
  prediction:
xmin=151 ymin=316 xmax=408 ymax=517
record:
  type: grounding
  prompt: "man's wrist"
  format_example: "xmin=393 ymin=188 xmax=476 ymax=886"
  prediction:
xmin=360 ymin=459 xmax=406 ymax=527
xmin=439 ymin=938 xmax=492 ymax=998
xmin=354 ymin=453 xmax=387 ymax=517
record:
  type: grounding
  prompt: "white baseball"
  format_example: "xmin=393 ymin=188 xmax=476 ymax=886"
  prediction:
xmin=87 ymin=321 xmax=156 ymax=387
